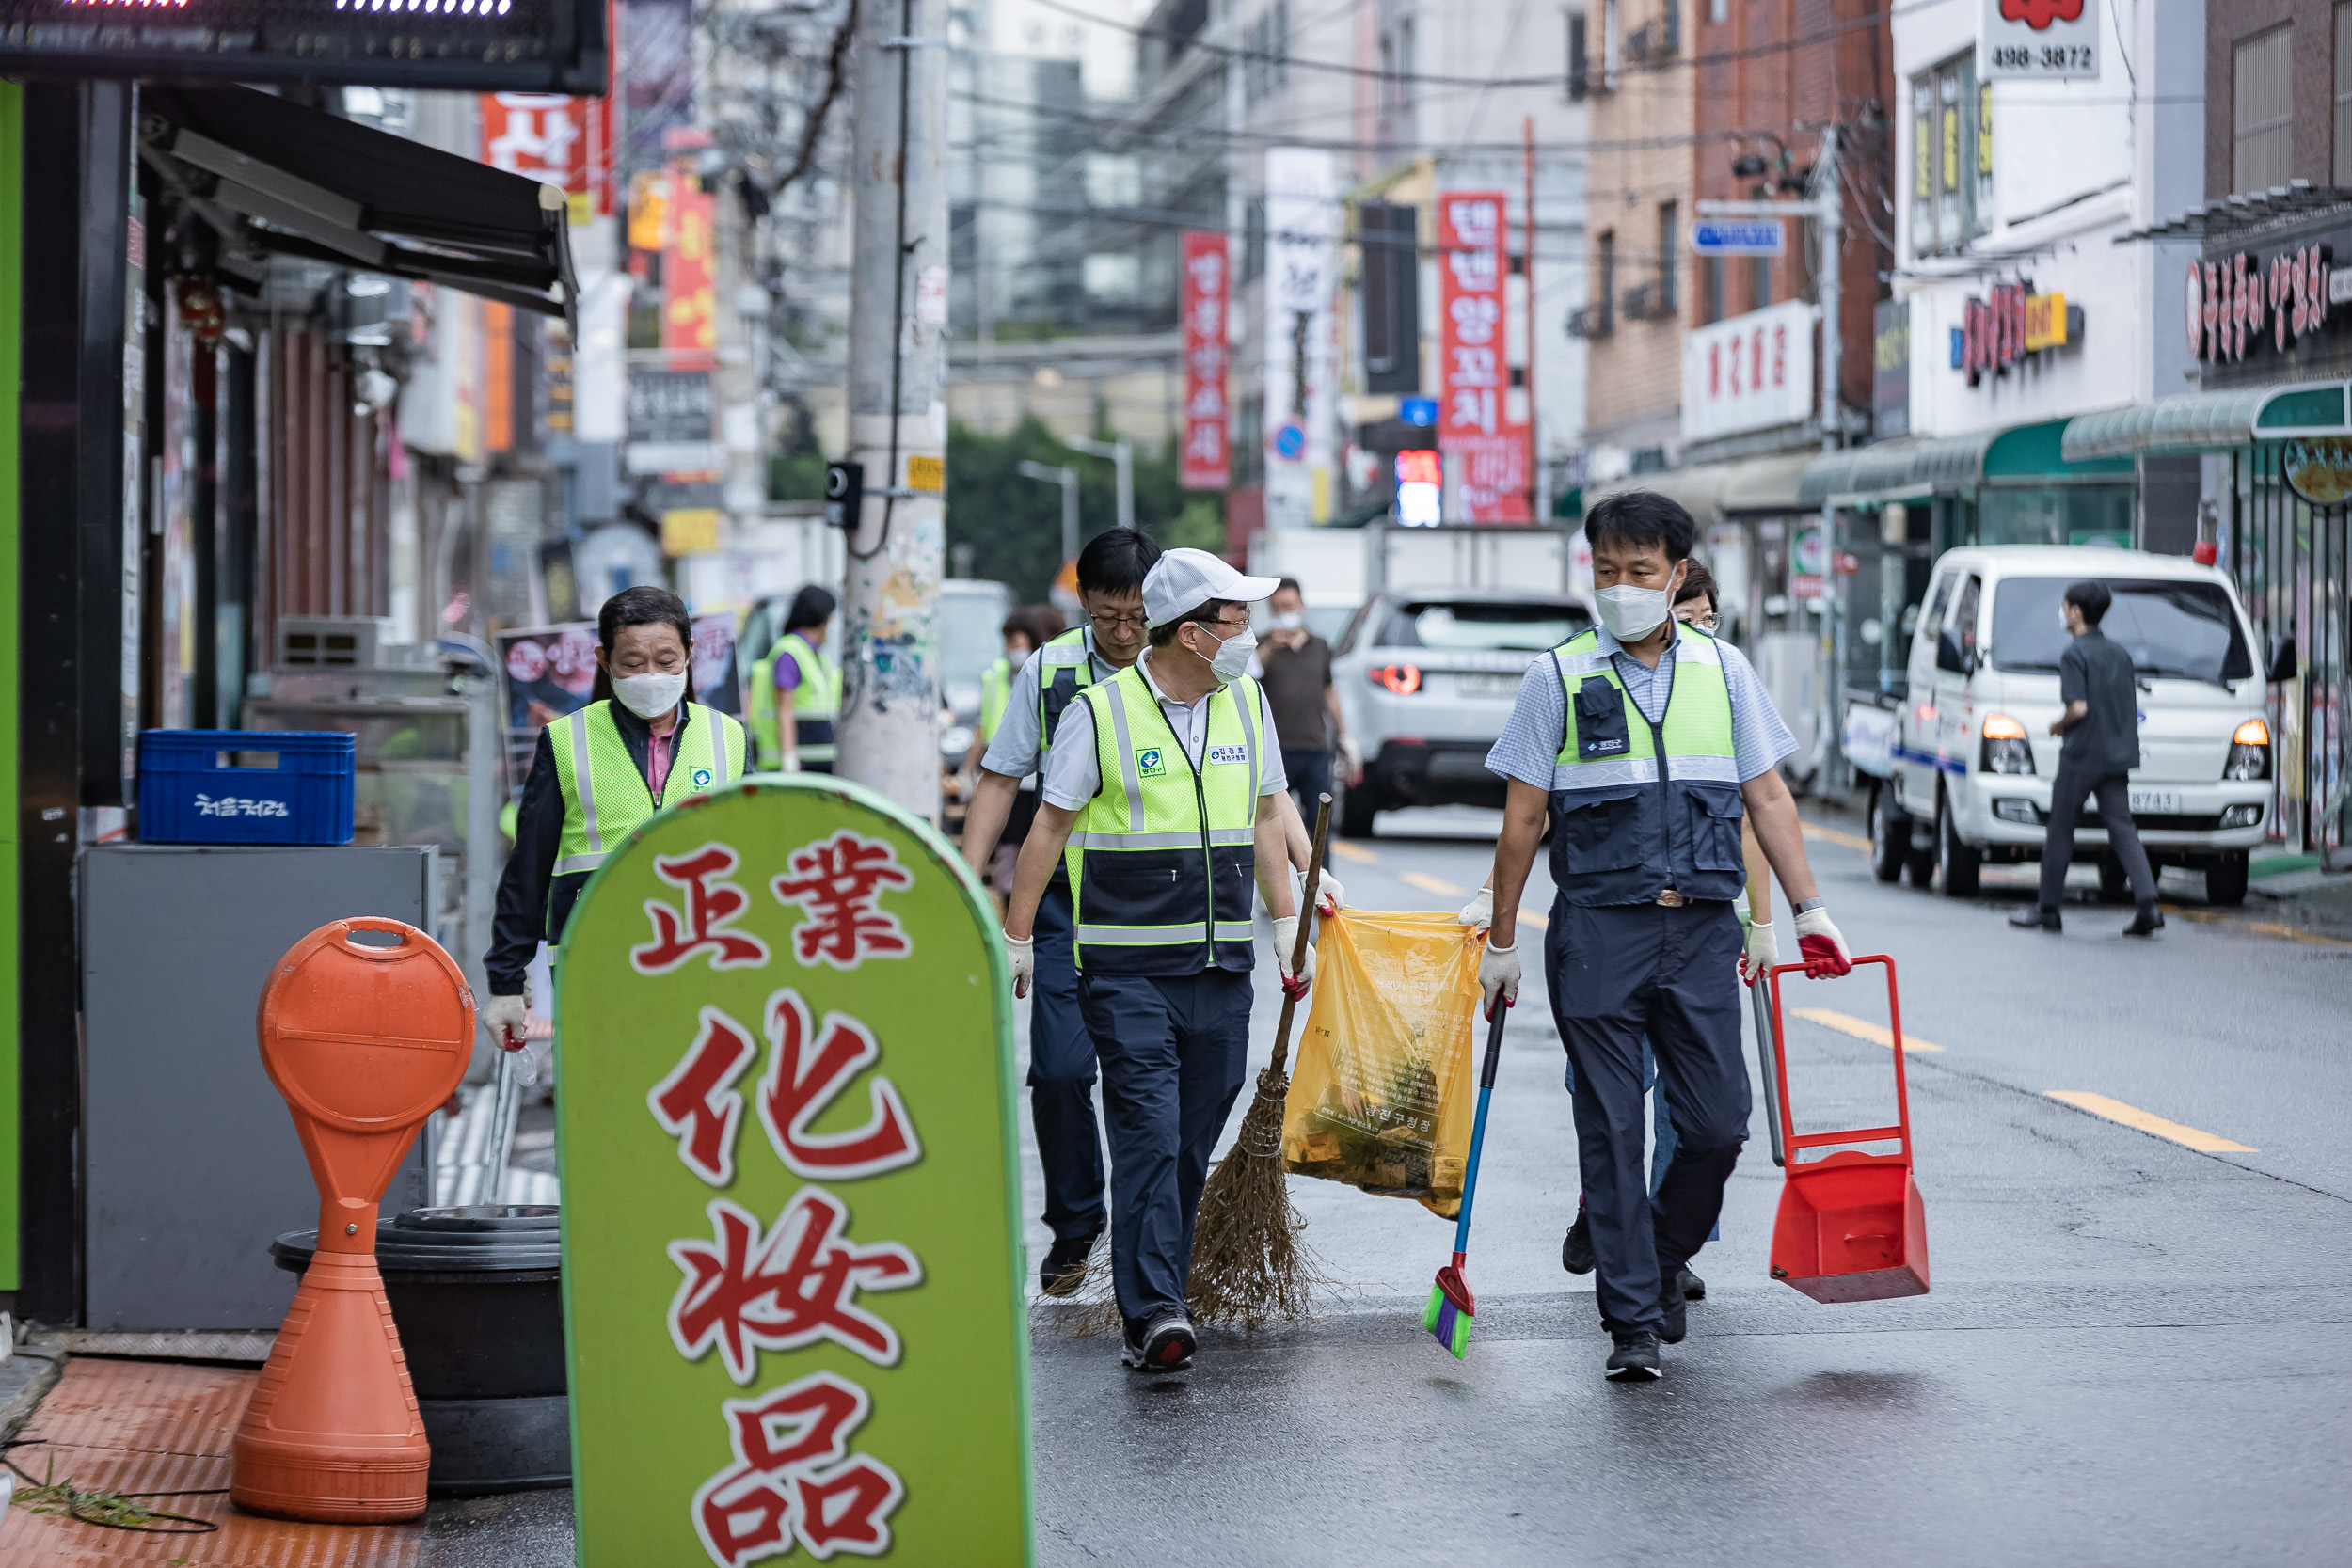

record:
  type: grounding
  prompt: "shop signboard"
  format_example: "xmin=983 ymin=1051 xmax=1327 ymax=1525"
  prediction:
xmin=557 ymin=777 xmax=1029 ymax=1567
xmin=1438 ymin=189 xmax=1530 ymax=521
xmin=664 ymin=167 xmax=719 ymax=372
xmin=1979 ymin=0 xmax=2098 ymax=82
xmin=1874 ymin=299 xmax=1911 ymax=438
xmin=0 ymin=0 xmax=610 ymax=90
xmin=1179 ymin=230 xmax=1231 ymax=490
xmin=1681 ymin=298 xmax=1815 ymax=444
xmin=1955 ymin=278 xmax=2079 ymax=385
xmin=2281 ymin=437 xmax=2352 ymax=506
xmin=481 ymin=92 xmax=618 ymax=223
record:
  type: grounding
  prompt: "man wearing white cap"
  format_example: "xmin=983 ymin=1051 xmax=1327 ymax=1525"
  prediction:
xmin=1002 ymin=547 xmax=1311 ymax=1374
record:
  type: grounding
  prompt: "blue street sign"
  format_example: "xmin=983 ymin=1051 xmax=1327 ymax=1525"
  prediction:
xmin=1400 ymin=396 xmax=1438 ymax=426
xmin=1692 ymin=219 xmax=1786 ymax=257
xmin=1274 ymin=422 xmax=1306 ymax=459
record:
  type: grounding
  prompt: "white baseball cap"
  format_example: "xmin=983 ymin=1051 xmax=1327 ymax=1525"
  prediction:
xmin=1142 ymin=547 xmax=1281 ymax=628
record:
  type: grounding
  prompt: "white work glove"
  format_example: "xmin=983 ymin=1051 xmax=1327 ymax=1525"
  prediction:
xmin=1478 ymin=940 xmax=1520 ymax=1017
xmin=1793 ymin=906 xmax=1853 ymax=978
xmin=780 ymin=754 xmax=803 ymax=775
xmin=1457 ymin=885 xmax=1494 ymax=931
xmin=1005 ymin=930 xmax=1035 ymax=999
xmin=1739 ymin=920 xmax=1779 ymax=988
xmin=482 ymin=992 xmax=529 ymax=1051
xmin=1271 ymin=914 xmax=1315 ymax=1000
xmin=1312 ymin=870 xmax=1345 ymax=915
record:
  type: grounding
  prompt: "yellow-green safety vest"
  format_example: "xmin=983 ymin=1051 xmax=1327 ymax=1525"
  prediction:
xmin=978 ymin=656 xmax=1012 ymax=741
xmin=1546 ymin=622 xmax=1743 ymax=907
xmin=549 ymin=700 xmax=748 ymax=878
xmin=771 ymin=631 xmax=840 ymax=766
xmin=1034 ymin=626 xmax=1100 ymax=767
xmin=1063 ymin=661 xmax=1265 ymax=974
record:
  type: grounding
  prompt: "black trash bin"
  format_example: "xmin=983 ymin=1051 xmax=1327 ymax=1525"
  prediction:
xmin=273 ymin=1204 xmax=567 ymax=1495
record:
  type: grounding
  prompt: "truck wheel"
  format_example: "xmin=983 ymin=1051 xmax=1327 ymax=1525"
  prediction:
xmin=1938 ymin=793 xmax=1980 ymax=897
xmin=2204 ymin=851 xmax=2249 ymax=906
xmin=1869 ymin=784 xmax=1908 ymax=884
xmin=1339 ymin=784 xmax=1379 ymax=839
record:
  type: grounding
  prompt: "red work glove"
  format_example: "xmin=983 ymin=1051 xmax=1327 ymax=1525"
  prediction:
xmin=1793 ymin=906 xmax=1853 ymax=978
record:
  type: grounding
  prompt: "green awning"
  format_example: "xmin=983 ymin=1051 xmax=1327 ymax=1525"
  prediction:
xmin=2060 ymin=380 xmax=2352 ymax=462
xmin=1799 ymin=419 xmax=2131 ymax=506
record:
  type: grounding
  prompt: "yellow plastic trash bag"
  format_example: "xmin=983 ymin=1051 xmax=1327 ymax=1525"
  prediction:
xmin=1280 ymin=910 xmax=1484 ymax=1220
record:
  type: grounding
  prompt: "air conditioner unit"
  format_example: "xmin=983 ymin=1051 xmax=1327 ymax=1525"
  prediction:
xmin=1565 ymin=305 xmax=1613 ymax=339
xmin=276 ymin=616 xmax=407 ymax=670
xmin=1622 ymin=283 xmax=1677 ymax=322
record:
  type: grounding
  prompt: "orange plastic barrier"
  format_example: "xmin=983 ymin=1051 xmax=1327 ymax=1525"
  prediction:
xmin=1760 ymin=956 xmax=1931 ymax=1304
xmin=230 ymin=917 xmax=473 ymax=1523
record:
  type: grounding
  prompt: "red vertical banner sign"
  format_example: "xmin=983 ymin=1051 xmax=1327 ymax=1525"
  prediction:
xmin=664 ymin=167 xmax=717 ymax=371
xmin=1179 ymin=231 xmax=1231 ymax=490
xmin=481 ymin=93 xmax=616 ymax=222
xmin=1438 ymin=191 xmax=1530 ymax=523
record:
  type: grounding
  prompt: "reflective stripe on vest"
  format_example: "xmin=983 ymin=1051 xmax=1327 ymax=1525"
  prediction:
xmin=1062 ymin=663 xmax=1263 ymax=974
xmin=1036 ymin=627 xmax=1096 ymax=765
xmin=550 ymin=701 xmax=747 ymax=877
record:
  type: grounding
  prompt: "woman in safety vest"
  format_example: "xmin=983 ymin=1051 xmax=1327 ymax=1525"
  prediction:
xmin=756 ymin=585 xmax=840 ymax=774
xmin=480 ymin=586 xmax=749 ymax=1050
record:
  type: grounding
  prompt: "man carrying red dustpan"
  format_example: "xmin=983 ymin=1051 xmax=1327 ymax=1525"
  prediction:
xmin=1480 ymin=490 xmax=1855 ymax=1381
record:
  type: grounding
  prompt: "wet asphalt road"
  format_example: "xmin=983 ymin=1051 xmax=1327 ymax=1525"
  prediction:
xmin=1020 ymin=804 xmax=2352 ymax=1567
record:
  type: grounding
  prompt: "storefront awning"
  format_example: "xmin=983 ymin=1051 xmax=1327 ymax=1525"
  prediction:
xmin=1585 ymin=464 xmax=1728 ymax=519
xmin=1799 ymin=419 xmax=2130 ymax=505
xmin=2060 ymin=381 xmax=2352 ymax=462
xmin=1716 ymin=451 xmax=1816 ymax=514
xmin=136 ymin=87 xmax=575 ymax=322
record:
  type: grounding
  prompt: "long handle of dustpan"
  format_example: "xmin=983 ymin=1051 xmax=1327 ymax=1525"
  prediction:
xmin=1765 ymin=955 xmax=1913 ymax=1162
xmin=1450 ymin=996 xmax=1511 ymax=1254
xmin=1263 ymin=792 xmax=1332 ymax=1083
xmin=1745 ymin=857 xmax=1786 ymax=1167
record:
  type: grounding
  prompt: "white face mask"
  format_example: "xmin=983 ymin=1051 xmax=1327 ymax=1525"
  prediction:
xmin=1270 ymin=611 xmax=1306 ymax=632
xmin=612 ymin=670 xmax=687 ymax=720
xmin=1596 ymin=583 xmax=1674 ymax=642
xmin=1189 ymin=623 xmax=1258 ymax=686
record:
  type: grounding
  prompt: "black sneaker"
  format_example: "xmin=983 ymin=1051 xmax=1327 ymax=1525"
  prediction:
xmin=1677 ymin=1264 xmax=1706 ymax=1302
xmin=1121 ymin=1310 xmax=1196 ymax=1374
xmin=1562 ymin=1205 xmax=1595 ymax=1275
xmin=1658 ymin=1272 xmax=1689 ymax=1344
xmin=1040 ymin=1233 xmax=1096 ymax=1297
xmin=1606 ymin=1331 xmax=1662 ymax=1382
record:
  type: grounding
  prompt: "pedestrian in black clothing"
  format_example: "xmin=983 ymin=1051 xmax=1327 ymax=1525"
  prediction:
xmin=2010 ymin=580 xmax=2164 ymax=937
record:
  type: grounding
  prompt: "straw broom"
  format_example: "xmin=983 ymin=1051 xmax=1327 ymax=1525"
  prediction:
xmin=1184 ymin=791 xmax=1335 ymax=1327
xmin=1060 ymin=794 xmax=1334 ymax=1334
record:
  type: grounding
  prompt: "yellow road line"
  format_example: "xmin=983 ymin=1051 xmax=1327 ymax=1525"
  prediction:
xmin=2161 ymin=903 xmax=2352 ymax=949
xmin=1802 ymin=823 xmax=1873 ymax=852
xmin=1400 ymin=870 xmax=1466 ymax=897
xmin=1789 ymin=1006 xmax=1946 ymax=1053
xmin=2044 ymin=1091 xmax=2256 ymax=1153
xmin=1329 ymin=841 xmax=1379 ymax=864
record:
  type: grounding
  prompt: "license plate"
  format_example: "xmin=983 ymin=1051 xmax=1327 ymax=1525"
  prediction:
xmin=2128 ymin=790 xmax=2180 ymax=815
xmin=1454 ymin=673 xmax=1522 ymax=699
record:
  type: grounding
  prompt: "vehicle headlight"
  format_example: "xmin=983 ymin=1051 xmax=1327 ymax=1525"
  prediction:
xmin=1979 ymin=714 xmax=2034 ymax=776
xmin=2219 ymin=802 xmax=2264 ymax=829
xmin=2225 ymin=719 xmax=2270 ymax=780
xmin=1993 ymin=798 xmax=2041 ymax=824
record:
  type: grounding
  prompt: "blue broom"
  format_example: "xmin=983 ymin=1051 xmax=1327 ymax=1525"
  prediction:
xmin=1424 ymin=990 xmax=1512 ymax=1358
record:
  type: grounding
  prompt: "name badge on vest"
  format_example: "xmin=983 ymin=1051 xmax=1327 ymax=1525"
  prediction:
xmin=1206 ymin=743 xmax=1249 ymax=766
xmin=1136 ymin=747 xmax=1168 ymax=778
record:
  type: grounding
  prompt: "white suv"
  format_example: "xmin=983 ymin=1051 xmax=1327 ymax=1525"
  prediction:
xmin=1874 ymin=546 xmax=2291 ymax=905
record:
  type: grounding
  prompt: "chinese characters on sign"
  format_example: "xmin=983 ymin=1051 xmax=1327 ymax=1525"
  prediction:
xmin=1437 ymin=192 xmax=1530 ymax=522
xmin=1179 ymin=231 xmax=1231 ymax=491
xmin=1680 ymin=298 xmax=1816 ymax=442
xmin=560 ymin=783 xmax=1029 ymax=1565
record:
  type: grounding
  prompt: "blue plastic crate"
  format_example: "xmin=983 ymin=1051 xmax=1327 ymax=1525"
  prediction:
xmin=137 ymin=730 xmax=357 ymax=846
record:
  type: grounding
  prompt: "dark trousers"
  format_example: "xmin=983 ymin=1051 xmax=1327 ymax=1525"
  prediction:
xmin=2037 ymin=766 xmax=2157 ymax=911
xmin=1030 ymin=882 xmax=1106 ymax=1242
xmin=1283 ymin=749 xmax=1333 ymax=817
xmin=1076 ymin=967 xmax=1252 ymax=1328
xmin=1546 ymin=897 xmax=1750 ymax=1335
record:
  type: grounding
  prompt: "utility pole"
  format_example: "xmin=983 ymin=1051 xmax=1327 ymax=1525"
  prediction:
xmin=839 ymin=0 xmax=949 ymax=816
xmin=1018 ymin=459 xmax=1081 ymax=565
xmin=1696 ymin=124 xmax=1845 ymax=785
xmin=1064 ymin=433 xmax=1133 ymax=533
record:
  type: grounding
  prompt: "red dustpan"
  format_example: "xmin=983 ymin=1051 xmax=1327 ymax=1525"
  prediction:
xmin=1757 ymin=955 xmax=1930 ymax=1303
